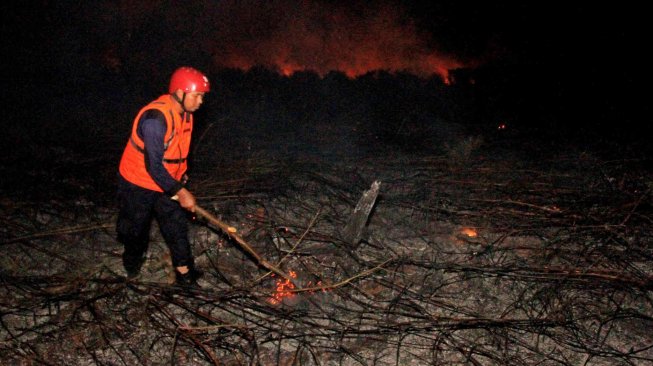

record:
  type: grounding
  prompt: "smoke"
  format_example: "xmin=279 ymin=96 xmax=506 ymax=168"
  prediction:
xmin=209 ymin=1 xmax=463 ymax=81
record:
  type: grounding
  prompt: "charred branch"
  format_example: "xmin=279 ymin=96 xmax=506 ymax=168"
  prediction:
xmin=1 ymin=150 xmax=652 ymax=365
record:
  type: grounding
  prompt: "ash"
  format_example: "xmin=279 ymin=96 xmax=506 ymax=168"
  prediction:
xmin=2 ymin=136 xmax=652 ymax=366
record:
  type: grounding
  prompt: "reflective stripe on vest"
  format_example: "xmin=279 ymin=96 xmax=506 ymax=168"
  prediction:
xmin=128 ymin=138 xmax=187 ymax=164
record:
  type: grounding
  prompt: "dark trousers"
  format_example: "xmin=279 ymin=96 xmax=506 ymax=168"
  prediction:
xmin=116 ymin=177 xmax=193 ymax=271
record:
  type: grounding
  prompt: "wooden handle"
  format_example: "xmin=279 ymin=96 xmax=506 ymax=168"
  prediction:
xmin=194 ymin=205 xmax=300 ymax=287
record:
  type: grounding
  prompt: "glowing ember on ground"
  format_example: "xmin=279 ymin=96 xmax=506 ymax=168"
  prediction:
xmin=267 ymin=271 xmax=328 ymax=305
xmin=267 ymin=270 xmax=297 ymax=305
xmin=461 ymin=228 xmax=478 ymax=237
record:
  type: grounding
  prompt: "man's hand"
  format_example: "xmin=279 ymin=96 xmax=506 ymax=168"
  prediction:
xmin=174 ymin=188 xmax=196 ymax=212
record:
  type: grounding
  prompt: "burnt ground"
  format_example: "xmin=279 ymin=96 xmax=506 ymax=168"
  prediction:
xmin=2 ymin=1 xmax=652 ymax=363
xmin=2 ymin=69 xmax=653 ymax=365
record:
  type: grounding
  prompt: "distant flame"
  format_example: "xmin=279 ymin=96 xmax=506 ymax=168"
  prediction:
xmin=211 ymin=1 xmax=464 ymax=82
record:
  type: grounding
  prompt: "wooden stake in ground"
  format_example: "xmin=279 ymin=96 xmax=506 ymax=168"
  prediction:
xmin=342 ymin=180 xmax=381 ymax=249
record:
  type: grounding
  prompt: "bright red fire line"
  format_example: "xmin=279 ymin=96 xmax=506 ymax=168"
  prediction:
xmin=211 ymin=1 xmax=464 ymax=83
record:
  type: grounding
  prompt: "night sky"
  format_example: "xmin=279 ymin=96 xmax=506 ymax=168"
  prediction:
xmin=3 ymin=1 xmax=649 ymax=144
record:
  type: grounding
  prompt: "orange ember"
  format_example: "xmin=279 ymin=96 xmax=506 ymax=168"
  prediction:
xmin=461 ymin=228 xmax=478 ymax=237
xmin=267 ymin=270 xmax=297 ymax=305
xmin=267 ymin=271 xmax=328 ymax=305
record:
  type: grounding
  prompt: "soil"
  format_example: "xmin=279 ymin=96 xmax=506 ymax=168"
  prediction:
xmin=1 ymin=126 xmax=652 ymax=365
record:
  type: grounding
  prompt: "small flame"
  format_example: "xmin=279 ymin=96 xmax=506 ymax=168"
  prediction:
xmin=267 ymin=271 xmax=329 ymax=305
xmin=267 ymin=270 xmax=297 ymax=305
xmin=461 ymin=227 xmax=478 ymax=237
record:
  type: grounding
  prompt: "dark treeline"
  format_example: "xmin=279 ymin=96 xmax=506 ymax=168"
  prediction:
xmin=4 ymin=1 xmax=649 ymax=163
xmin=9 ymin=61 xmax=648 ymax=159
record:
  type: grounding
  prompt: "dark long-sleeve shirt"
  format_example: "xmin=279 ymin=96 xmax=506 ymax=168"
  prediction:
xmin=137 ymin=110 xmax=183 ymax=195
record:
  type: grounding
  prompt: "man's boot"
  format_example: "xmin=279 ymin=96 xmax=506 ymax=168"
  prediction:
xmin=123 ymin=254 xmax=146 ymax=279
xmin=174 ymin=267 xmax=203 ymax=288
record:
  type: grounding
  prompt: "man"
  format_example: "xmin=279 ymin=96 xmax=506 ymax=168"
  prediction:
xmin=116 ymin=66 xmax=209 ymax=287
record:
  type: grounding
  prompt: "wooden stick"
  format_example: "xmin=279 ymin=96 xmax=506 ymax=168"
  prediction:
xmin=2 ymin=223 xmax=114 ymax=245
xmin=193 ymin=205 xmax=301 ymax=288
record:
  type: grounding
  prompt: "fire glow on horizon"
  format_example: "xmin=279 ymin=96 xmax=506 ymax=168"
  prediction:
xmin=210 ymin=1 xmax=465 ymax=82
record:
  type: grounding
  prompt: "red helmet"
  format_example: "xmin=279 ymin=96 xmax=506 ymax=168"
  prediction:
xmin=169 ymin=66 xmax=210 ymax=93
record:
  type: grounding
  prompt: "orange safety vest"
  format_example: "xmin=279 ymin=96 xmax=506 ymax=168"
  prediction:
xmin=119 ymin=95 xmax=193 ymax=192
